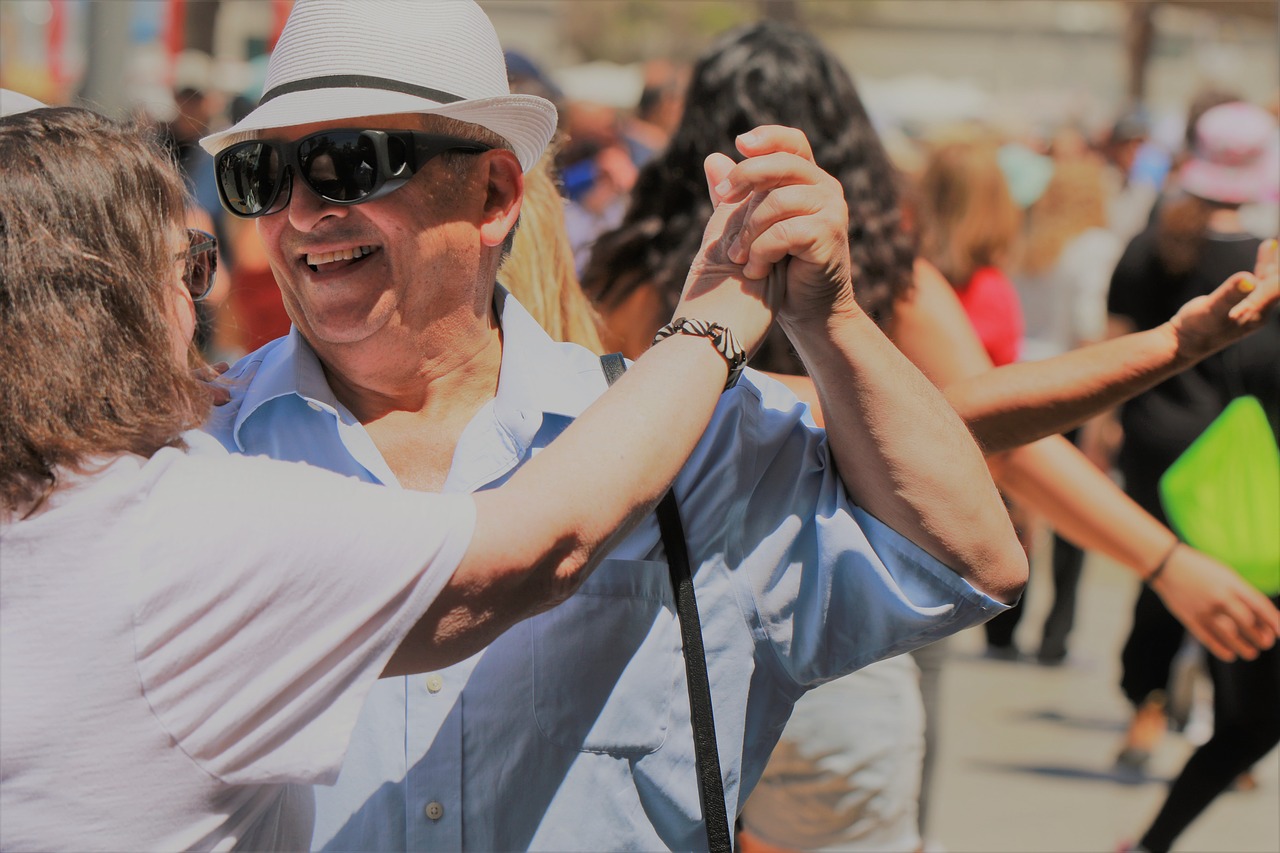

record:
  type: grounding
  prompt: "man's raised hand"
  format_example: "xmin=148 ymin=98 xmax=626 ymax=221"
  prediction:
xmin=705 ymin=125 xmax=854 ymax=327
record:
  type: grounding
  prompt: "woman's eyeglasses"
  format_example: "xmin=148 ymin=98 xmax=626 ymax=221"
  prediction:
xmin=178 ymin=228 xmax=218 ymax=301
xmin=213 ymin=129 xmax=493 ymax=219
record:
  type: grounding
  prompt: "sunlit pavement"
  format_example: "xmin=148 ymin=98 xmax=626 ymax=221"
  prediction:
xmin=929 ymin=546 xmax=1279 ymax=853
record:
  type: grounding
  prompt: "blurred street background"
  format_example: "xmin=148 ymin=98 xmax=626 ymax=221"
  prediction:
xmin=933 ymin=545 xmax=1279 ymax=853
xmin=4 ymin=1 xmax=1277 ymax=126
xmin=3 ymin=2 xmax=1276 ymax=851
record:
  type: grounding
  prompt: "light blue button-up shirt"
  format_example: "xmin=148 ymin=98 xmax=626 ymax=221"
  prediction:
xmin=203 ymin=289 xmax=1006 ymax=851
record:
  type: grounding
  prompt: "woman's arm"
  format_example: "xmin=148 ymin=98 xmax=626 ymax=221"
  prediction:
xmin=990 ymin=436 xmax=1279 ymax=661
xmin=887 ymin=258 xmax=1280 ymax=660
xmin=906 ymin=246 xmax=1277 ymax=454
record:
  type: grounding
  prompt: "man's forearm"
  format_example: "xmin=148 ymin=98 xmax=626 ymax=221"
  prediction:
xmin=785 ymin=304 xmax=1027 ymax=603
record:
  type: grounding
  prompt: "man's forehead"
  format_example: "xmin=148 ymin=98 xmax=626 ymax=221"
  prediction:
xmin=260 ymin=113 xmax=446 ymax=142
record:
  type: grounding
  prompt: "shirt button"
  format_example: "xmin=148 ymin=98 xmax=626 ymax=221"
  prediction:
xmin=425 ymin=674 xmax=444 ymax=694
xmin=306 ymin=401 xmax=323 ymax=412
xmin=424 ymin=801 xmax=444 ymax=821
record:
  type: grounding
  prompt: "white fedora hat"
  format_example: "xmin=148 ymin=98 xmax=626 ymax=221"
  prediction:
xmin=1 ymin=89 xmax=49 ymax=118
xmin=199 ymin=0 xmax=556 ymax=173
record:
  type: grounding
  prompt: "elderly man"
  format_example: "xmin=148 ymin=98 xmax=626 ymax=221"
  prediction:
xmin=200 ymin=1 xmax=1025 ymax=849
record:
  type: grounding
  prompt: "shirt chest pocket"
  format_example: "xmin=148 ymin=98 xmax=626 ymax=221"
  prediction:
xmin=531 ymin=558 xmax=681 ymax=756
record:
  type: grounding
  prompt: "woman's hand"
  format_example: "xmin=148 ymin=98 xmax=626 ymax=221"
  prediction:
xmin=1150 ymin=543 xmax=1280 ymax=661
xmin=1170 ymin=238 xmax=1278 ymax=361
xmin=194 ymin=361 xmax=231 ymax=406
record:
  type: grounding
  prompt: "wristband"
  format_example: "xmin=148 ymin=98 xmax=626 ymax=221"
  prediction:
xmin=652 ymin=317 xmax=748 ymax=391
xmin=1144 ymin=540 xmax=1180 ymax=585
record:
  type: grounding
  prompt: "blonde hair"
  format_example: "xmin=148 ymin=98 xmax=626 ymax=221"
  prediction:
xmin=498 ymin=144 xmax=606 ymax=353
xmin=1020 ymin=159 xmax=1108 ymax=275
xmin=918 ymin=140 xmax=1020 ymax=289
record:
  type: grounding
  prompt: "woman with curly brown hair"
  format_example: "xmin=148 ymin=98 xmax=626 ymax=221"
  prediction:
xmin=581 ymin=22 xmax=1278 ymax=850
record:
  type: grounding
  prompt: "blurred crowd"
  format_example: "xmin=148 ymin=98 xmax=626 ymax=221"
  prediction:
xmin=127 ymin=42 xmax=1279 ymax=376
xmin=6 ymin=9 xmax=1278 ymax=852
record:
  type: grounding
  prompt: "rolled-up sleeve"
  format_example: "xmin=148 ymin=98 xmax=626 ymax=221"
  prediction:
xmin=676 ymin=371 xmax=1008 ymax=692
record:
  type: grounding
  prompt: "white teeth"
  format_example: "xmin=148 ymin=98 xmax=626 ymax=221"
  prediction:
xmin=306 ymin=245 xmax=376 ymax=266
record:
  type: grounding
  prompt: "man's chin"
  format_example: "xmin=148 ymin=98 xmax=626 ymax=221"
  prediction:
xmin=293 ymin=310 xmax=392 ymax=351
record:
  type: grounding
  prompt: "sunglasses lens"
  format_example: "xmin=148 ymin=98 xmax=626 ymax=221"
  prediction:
xmin=184 ymin=231 xmax=218 ymax=301
xmin=217 ymin=142 xmax=282 ymax=216
xmin=298 ymin=132 xmax=380 ymax=203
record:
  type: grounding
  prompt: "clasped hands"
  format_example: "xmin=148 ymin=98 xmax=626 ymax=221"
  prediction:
xmin=671 ymin=125 xmax=854 ymax=360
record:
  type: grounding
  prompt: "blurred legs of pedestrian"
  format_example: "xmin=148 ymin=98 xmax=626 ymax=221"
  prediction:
xmin=1115 ymin=584 xmax=1186 ymax=779
xmin=988 ymin=430 xmax=1089 ymax=666
xmin=984 ymin=526 xmax=1087 ymax=665
xmin=983 ymin=498 xmax=1033 ymax=659
xmin=910 ymin=638 xmax=949 ymax=847
xmin=1130 ymin=621 xmax=1280 ymax=852
xmin=1035 ymin=531 xmax=1086 ymax=665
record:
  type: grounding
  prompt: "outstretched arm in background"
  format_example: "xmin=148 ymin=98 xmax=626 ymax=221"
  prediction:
xmin=888 ymin=258 xmax=1280 ymax=661
xmin=713 ymin=125 xmax=1027 ymax=604
xmin=940 ymin=240 xmax=1278 ymax=453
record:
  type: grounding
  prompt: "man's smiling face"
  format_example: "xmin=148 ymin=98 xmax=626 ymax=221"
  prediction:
xmin=254 ymin=114 xmax=491 ymax=351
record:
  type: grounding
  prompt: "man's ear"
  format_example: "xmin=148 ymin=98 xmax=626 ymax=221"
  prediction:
xmin=479 ymin=150 xmax=524 ymax=249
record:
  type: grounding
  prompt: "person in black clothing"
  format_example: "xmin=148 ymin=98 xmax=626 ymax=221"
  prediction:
xmin=1107 ymin=100 xmax=1280 ymax=852
xmin=1124 ymin=284 xmax=1280 ymax=853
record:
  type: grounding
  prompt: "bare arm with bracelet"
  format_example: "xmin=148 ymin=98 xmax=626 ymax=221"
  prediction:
xmin=890 ymin=257 xmax=1279 ymax=661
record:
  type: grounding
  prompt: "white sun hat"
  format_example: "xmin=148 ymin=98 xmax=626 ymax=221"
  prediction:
xmin=1 ymin=89 xmax=49 ymax=118
xmin=199 ymin=0 xmax=557 ymax=173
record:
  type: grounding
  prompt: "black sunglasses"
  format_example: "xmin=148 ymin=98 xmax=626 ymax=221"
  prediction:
xmin=177 ymin=228 xmax=218 ymax=301
xmin=214 ymin=129 xmax=493 ymax=219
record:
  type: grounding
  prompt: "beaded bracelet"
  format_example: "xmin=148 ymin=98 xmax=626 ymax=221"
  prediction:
xmin=1144 ymin=540 xmax=1181 ymax=585
xmin=652 ymin=317 xmax=748 ymax=390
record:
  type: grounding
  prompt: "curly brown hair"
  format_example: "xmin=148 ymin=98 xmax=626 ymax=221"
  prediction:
xmin=0 ymin=107 xmax=210 ymax=513
xmin=579 ymin=22 xmax=917 ymax=375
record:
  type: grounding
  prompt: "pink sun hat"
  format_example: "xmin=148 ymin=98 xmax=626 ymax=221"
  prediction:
xmin=199 ymin=0 xmax=557 ymax=173
xmin=1179 ymin=101 xmax=1279 ymax=205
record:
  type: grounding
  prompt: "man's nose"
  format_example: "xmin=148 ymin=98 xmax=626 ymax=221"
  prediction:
xmin=284 ymin=171 xmax=350 ymax=232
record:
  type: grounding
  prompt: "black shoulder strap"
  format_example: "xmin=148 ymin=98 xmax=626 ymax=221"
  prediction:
xmin=599 ymin=351 xmax=628 ymax=386
xmin=600 ymin=352 xmax=732 ymax=853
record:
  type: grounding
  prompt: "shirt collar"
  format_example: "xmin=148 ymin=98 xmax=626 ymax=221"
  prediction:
xmin=228 ymin=286 xmax=604 ymax=451
xmin=491 ymin=285 xmax=601 ymax=425
xmin=228 ymin=327 xmax=339 ymax=450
